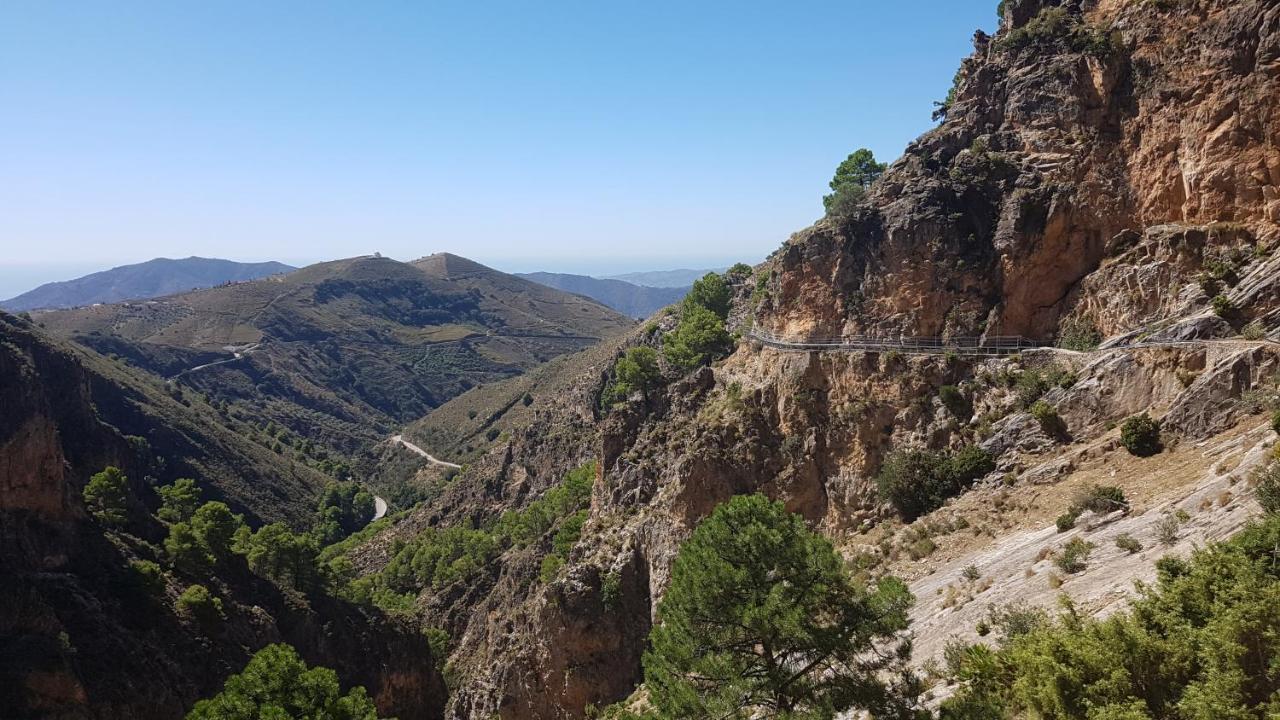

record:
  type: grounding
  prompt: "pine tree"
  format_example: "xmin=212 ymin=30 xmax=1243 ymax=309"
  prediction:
xmin=641 ymin=494 xmax=920 ymax=719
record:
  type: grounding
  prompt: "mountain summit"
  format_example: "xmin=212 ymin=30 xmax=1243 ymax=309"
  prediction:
xmin=36 ymin=253 xmax=633 ymax=457
xmin=0 ymin=256 xmax=295 ymax=312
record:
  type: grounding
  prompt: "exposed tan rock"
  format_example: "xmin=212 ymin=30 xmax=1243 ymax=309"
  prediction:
xmin=755 ymin=0 xmax=1280 ymax=343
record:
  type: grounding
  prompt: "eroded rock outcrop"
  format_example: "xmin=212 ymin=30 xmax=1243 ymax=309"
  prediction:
xmin=757 ymin=0 xmax=1280 ymax=342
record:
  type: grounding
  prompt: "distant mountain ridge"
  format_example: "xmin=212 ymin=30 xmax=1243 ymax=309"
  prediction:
xmin=604 ymin=267 xmax=724 ymax=288
xmin=1 ymin=256 xmax=295 ymax=311
xmin=516 ymin=272 xmax=688 ymax=318
xmin=37 ymin=252 xmax=633 ymax=458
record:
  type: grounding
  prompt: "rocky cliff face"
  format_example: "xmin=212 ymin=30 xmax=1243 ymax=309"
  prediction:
xmin=0 ymin=312 xmax=447 ymax=718
xmin=759 ymin=0 xmax=1280 ymax=342
xmin=340 ymin=2 xmax=1280 ymax=717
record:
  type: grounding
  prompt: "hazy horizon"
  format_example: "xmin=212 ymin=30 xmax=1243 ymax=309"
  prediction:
xmin=0 ymin=253 xmax=750 ymax=301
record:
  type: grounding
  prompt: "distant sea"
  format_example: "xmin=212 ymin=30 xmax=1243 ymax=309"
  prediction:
xmin=0 ymin=262 xmax=111 ymax=302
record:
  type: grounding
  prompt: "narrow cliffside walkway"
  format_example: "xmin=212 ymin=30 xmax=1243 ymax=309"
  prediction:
xmin=389 ymin=433 xmax=461 ymax=469
xmin=748 ymin=328 xmax=1279 ymax=357
xmin=748 ymin=328 xmax=1036 ymax=355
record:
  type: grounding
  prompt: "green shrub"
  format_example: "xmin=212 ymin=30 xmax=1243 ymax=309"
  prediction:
xmin=601 ymin=570 xmax=622 ymax=609
xmin=1242 ymin=320 xmax=1267 ymax=340
xmin=1271 ymin=410 xmax=1280 ymax=435
xmin=1045 ymin=365 xmax=1078 ymax=389
xmin=83 ymin=467 xmax=129 ymax=526
xmin=1014 ymin=369 xmax=1050 ymax=407
xmin=999 ymin=7 xmax=1117 ymax=58
xmin=539 ymin=554 xmax=565 ymax=583
xmin=984 ymin=602 xmax=1049 ymax=644
xmin=187 ymin=643 xmax=378 ymax=719
xmin=129 ymin=559 xmax=166 ymax=596
xmin=907 ymin=536 xmax=938 ymax=560
xmin=1256 ymin=463 xmax=1280 ymax=515
xmin=1119 ymin=413 xmax=1162 ymax=456
xmin=1075 ymin=484 xmax=1128 ymax=514
xmin=941 ymin=515 xmax=1280 ymax=719
xmin=1155 ymin=512 xmax=1181 ymax=545
xmin=876 ymin=446 xmax=994 ymax=520
xmin=1056 ymin=316 xmax=1102 ymax=351
xmin=939 ymin=385 xmax=973 ymax=420
xmin=423 ymin=627 xmax=449 ymax=672
xmin=950 ymin=446 xmax=997 ymax=485
xmin=1211 ymin=294 xmax=1236 ymax=319
xmin=1055 ymin=509 xmax=1080 ymax=533
xmin=1115 ymin=533 xmax=1143 ymax=554
xmin=932 ymin=67 xmax=963 ymax=121
xmin=1029 ymin=400 xmax=1065 ymax=437
xmin=1054 ymin=538 xmax=1094 ymax=574
xmin=177 ymin=584 xmax=224 ymax=628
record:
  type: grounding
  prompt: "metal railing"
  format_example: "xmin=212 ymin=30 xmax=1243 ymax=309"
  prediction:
xmin=747 ymin=328 xmax=1039 ymax=356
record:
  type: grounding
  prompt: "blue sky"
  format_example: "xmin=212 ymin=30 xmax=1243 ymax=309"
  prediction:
xmin=0 ymin=1 xmax=996 ymax=293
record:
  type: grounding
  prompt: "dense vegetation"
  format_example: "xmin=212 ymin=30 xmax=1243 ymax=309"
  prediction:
xmin=614 ymin=494 xmax=921 ymax=719
xmin=314 ymin=481 xmax=376 ymax=544
xmin=941 ymin=513 xmax=1280 ymax=719
xmin=347 ymin=462 xmax=597 ymax=611
xmin=661 ymin=272 xmax=735 ymax=370
xmin=876 ymin=446 xmax=995 ymax=520
xmin=187 ymin=643 xmax=382 ymax=720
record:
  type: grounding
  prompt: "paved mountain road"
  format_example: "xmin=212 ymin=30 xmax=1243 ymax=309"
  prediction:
xmin=170 ymin=343 xmax=261 ymax=379
xmin=390 ymin=434 xmax=462 ymax=469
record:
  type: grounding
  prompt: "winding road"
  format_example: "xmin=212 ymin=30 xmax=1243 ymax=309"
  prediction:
xmin=372 ymin=495 xmax=388 ymax=520
xmin=389 ymin=434 xmax=461 ymax=469
xmin=170 ymin=342 xmax=261 ymax=379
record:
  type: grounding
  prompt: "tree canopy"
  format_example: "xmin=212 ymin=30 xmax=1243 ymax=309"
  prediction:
xmin=245 ymin=522 xmax=323 ymax=590
xmin=663 ymin=304 xmax=732 ymax=371
xmin=315 ymin=482 xmax=376 ymax=544
xmin=823 ymin=148 xmax=885 ymax=216
xmin=83 ymin=466 xmax=129 ymax=526
xmin=684 ymin=272 xmax=732 ymax=320
xmin=156 ymin=478 xmax=202 ymax=523
xmin=190 ymin=501 xmax=243 ymax=562
xmin=186 ymin=643 xmax=381 ymax=720
xmin=639 ymin=494 xmax=920 ymax=719
xmin=604 ymin=346 xmax=662 ymax=406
